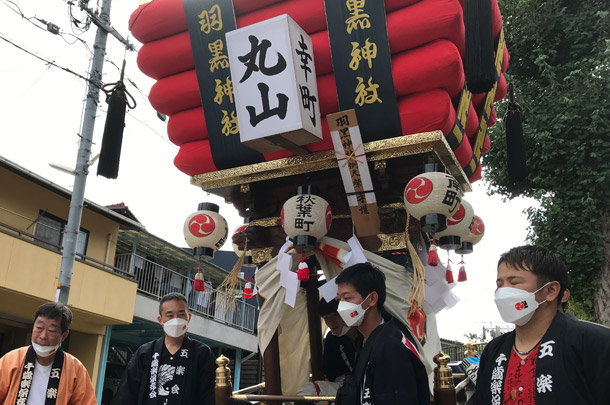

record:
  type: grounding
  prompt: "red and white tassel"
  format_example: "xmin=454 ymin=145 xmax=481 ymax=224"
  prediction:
xmin=428 ymin=243 xmax=439 ymax=266
xmin=458 ymin=257 xmax=467 ymax=282
xmin=193 ymin=270 xmax=205 ymax=291
xmin=244 ymin=277 xmax=253 ymax=299
xmin=445 ymin=262 xmax=455 ymax=284
xmin=297 ymin=256 xmax=310 ymax=281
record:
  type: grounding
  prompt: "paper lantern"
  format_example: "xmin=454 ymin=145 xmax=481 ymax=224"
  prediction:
xmin=435 ymin=199 xmax=475 ymax=250
xmin=232 ymin=221 xmax=256 ymax=268
xmin=455 ymin=215 xmax=485 ymax=254
xmin=183 ymin=202 xmax=228 ymax=259
xmin=403 ymin=171 xmax=463 ymax=233
xmin=281 ymin=185 xmax=332 ymax=251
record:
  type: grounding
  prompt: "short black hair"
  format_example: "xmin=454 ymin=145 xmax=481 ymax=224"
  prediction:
xmin=498 ymin=245 xmax=571 ymax=307
xmin=319 ymin=298 xmax=340 ymax=317
xmin=159 ymin=292 xmax=188 ymax=315
xmin=335 ymin=262 xmax=386 ymax=310
xmin=34 ymin=302 xmax=72 ymax=333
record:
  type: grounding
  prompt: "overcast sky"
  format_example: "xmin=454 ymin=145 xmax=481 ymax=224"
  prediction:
xmin=0 ymin=0 xmax=536 ymax=341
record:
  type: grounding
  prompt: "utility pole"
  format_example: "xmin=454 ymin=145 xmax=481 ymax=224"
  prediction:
xmin=56 ymin=0 xmax=133 ymax=304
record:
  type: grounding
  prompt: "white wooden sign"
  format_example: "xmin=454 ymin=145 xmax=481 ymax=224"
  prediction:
xmin=226 ymin=14 xmax=322 ymax=154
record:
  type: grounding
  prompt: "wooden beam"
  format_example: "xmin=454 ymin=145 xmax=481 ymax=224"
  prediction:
xmin=263 ymin=329 xmax=282 ymax=405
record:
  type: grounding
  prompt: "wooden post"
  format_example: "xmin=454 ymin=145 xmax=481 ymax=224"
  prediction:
xmin=263 ymin=329 xmax=282 ymax=405
xmin=214 ymin=355 xmax=232 ymax=405
xmin=433 ymin=352 xmax=456 ymax=405
xmin=305 ymin=268 xmax=324 ymax=381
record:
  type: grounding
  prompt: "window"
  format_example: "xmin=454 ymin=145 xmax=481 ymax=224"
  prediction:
xmin=34 ymin=211 xmax=89 ymax=256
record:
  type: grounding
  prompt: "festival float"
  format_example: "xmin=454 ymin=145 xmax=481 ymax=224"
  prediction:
xmin=129 ymin=0 xmax=506 ymax=402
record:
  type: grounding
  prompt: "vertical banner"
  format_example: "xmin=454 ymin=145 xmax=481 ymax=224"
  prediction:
xmin=325 ymin=0 xmax=402 ymax=143
xmin=328 ymin=109 xmax=381 ymax=237
xmin=183 ymin=0 xmax=264 ymax=170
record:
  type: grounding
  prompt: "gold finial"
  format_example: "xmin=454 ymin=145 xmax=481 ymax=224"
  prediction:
xmin=464 ymin=341 xmax=478 ymax=357
xmin=433 ymin=352 xmax=454 ymax=389
xmin=215 ymin=355 xmax=232 ymax=388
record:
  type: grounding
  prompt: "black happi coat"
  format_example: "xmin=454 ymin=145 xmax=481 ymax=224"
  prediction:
xmin=112 ymin=336 xmax=215 ymax=405
xmin=475 ymin=312 xmax=610 ymax=405
xmin=323 ymin=332 xmax=360 ymax=382
xmin=360 ymin=318 xmax=429 ymax=405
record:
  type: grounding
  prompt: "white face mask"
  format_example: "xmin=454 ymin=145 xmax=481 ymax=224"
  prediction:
xmin=337 ymin=294 xmax=371 ymax=327
xmin=163 ymin=318 xmax=188 ymax=338
xmin=31 ymin=341 xmax=61 ymax=358
xmin=494 ymin=282 xmax=550 ymax=326
xmin=332 ymin=325 xmax=351 ymax=337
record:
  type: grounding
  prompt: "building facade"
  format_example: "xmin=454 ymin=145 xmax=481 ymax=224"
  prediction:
xmin=0 ymin=157 xmax=258 ymax=401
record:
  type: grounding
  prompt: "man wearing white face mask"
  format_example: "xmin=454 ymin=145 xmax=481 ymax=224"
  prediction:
xmin=0 ymin=302 xmax=97 ymax=405
xmin=112 ymin=293 xmax=215 ymax=404
xmin=475 ymin=245 xmax=610 ymax=405
xmin=297 ymin=299 xmax=362 ymax=401
xmin=334 ymin=263 xmax=429 ymax=405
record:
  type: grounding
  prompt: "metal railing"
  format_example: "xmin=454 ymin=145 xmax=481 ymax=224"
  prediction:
xmin=0 ymin=219 xmax=133 ymax=279
xmin=114 ymin=253 xmax=257 ymax=333
xmin=441 ymin=343 xmax=486 ymax=362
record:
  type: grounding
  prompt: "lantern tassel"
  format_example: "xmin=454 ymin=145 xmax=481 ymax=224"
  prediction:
xmin=193 ymin=266 xmax=205 ymax=292
xmin=244 ymin=276 xmax=253 ymax=299
xmin=297 ymin=255 xmax=310 ymax=281
xmin=428 ymin=240 xmax=439 ymax=266
xmin=458 ymin=256 xmax=467 ymax=282
xmin=446 ymin=261 xmax=455 ymax=284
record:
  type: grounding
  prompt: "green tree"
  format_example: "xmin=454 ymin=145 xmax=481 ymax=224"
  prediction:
xmin=485 ymin=0 xmax=610 ymax=324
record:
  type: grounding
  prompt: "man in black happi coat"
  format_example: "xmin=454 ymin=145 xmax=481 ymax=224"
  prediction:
xmin=112 ymin=293 xmax=215 ymax=405
xmin=476 ymin=245 xmax=610 ymax=405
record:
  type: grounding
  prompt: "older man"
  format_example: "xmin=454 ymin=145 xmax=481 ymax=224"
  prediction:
xmin=112 ymin=293 xmax=216 ymax=404
xmin=0 ymin=302 xmax=96 ymax=404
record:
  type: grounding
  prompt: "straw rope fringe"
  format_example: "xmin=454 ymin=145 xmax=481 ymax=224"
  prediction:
xmin=405 ymin=211 xmax=426 ymax=306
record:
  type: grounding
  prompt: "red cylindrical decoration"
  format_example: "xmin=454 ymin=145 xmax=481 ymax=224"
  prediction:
xmin=446 ymin=264 xmax=455 ymax=284
xmin=193 ymin=270 xmax=205 ymax=291
xmin=428 ymin=243 xmax=439 ymax=267
xmin=458 ymin=263 xmax=467 ymax=282
xmin=244 ymin=278 xmax=253 ymax=299
xmin=297 ymin=260 xmax=310 ymax=281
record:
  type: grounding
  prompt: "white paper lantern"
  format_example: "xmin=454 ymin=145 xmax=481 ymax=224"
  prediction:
xmin=281 ymin=186 xmax=332 ymax=251
xmin=403 ymin=172 xmax=463 ymax=233
xmin=435 ymin=199 xmax=475 ymax=250
xmin=455 ymin=215 xmax=485 ymax=254
xmin=183 ymin=202 xmax=228 ymax=259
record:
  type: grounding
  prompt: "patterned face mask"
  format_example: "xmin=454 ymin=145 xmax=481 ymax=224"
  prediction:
xmin=337 ymin=293 xmax=371 ymax=327
xmin=494 ymin=282 xmax=550 ymax=326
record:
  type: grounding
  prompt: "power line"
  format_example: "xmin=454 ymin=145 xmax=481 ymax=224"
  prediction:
xmin=126 ymin=110 xmax=178 ymax=151
xmin=0 ymin=31 xmax=95 ymax=85
xmin=1 ymin=0 xmax=93 ymax=56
